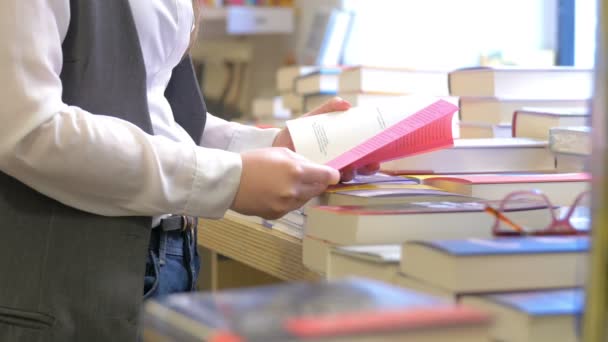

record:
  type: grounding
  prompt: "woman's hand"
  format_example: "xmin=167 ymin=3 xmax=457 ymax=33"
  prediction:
xmin=232 ymin=147 xmax=339 ymax=220
xmin=272 ymin=97 xmax=381 ymax=182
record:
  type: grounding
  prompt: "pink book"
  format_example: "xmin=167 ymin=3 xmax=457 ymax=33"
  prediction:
xmin=286 ymin=98 xmax=457 ymax=170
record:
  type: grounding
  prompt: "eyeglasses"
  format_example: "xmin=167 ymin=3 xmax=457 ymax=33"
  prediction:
xmin=485 ymin=190 xmax=590 ymax=236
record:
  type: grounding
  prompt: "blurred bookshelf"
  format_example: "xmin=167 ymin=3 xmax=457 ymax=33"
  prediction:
xmin=200 ymin=6 xmax=294 ymax=37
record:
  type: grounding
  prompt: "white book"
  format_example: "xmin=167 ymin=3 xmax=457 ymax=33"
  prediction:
xmin=305 ymin=200 xmax=550 ymax=245
xmin=339 ymin=66 xmax=449 ymax=95
xmin=401 ymin=237 xmax=588 ymax=293
xmin=381 ymin=138 xmax=555 ymax=174
xmin=549 ymin=126 xmax=591 ymax=156
xmin=302 ymin=236 xmax=333 ymax=275
xmin=449 ymin=67 xmax=593 ymax=99
xmin=327 ymin=245 xmax=401 ymax=284
xmin=294 ymin=68 xmax=341 ymax=95
xmin=459 ymin=97 xmax=588 ymax=125
xmin=458 ymin=122 xmax=512 ymax=139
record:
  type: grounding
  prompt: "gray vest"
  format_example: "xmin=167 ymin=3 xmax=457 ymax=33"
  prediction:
xmin=0 ymin=0 xmax=207 ymax=341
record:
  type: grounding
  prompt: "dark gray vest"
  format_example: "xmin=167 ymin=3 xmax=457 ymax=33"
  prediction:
xmin=0 ymin=0 xmax=207 ymax=341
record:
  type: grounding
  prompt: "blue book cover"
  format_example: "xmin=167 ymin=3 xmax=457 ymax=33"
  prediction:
xmin=485 ymin=288 xmax=583 ymax=316
xmin=416 ymin=236 xmax=589 ymax=256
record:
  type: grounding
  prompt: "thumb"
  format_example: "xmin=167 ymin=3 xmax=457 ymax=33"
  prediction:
xmin=303 ymin=97 xmax=352 ymax=117
xmin=326 ymin=166 xmax=341 ymax=185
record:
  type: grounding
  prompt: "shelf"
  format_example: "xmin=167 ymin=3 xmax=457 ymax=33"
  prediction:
xmin=200 ymin=6 xmax=294 ymax=36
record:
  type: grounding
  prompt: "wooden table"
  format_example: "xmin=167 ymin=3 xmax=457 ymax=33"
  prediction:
xmin=197 ymin=212 xmax=320 ymax=291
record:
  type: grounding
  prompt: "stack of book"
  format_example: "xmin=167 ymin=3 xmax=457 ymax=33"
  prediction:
xmin=321 ymin=237 xmax=587 ymax=342
xmin=287 ymin=91 xmax=591 ymax=340
xmin=378 ymin=67 xmax=594 ymax=175
xmin=294 ymin=66 xmax=343 ymax=113
xmin=275 ymin=65 xmax=318 ymax=116
xmin=450 ymin=67 xmax=591 ymax=139
xmin=302 ymin=198 xmax=552 ymax=275
xmin=401 ymin=236 xmax=588 ymax=342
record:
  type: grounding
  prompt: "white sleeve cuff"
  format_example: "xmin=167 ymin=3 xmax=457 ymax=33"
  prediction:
xmin=227 ymin=126 xmax=281 ymax=152
xmin=184 ymin=146 xmax=242 ymax=219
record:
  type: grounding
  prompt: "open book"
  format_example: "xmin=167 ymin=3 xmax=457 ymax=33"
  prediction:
xmin=286 ymin=98 xmax=458 ymax=170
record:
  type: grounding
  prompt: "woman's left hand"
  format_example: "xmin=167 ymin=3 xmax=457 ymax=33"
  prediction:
xmin=272 ymin=97 xmax=381 ymax=182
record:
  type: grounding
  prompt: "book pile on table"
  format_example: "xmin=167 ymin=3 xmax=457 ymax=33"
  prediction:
xmin=226 ymin=66 xmax=593 ymax=342
xmin=297 ymin=66 xmax=593 ymax=342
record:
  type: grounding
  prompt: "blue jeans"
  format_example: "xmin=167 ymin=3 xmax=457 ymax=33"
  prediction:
xmin=143 ymin=225 xmax=200 ymax=299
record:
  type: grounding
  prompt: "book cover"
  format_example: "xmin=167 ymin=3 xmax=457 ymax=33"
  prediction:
xmin=315 ymin=198 xmax=548 ymax=216
xmin=329 ymin=185 xmax=465 ymax=199
xmin=412 ymin=236 xmax=589 ymax=256
xmin=486 ymin=288 xmax=583 ymax=316
xmin=461 ymin=288 xmax=583 ymax=342
xmin=424 ymin=173 xmax=590 ymax=185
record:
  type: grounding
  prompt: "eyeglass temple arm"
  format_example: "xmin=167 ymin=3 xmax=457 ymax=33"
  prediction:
xmin=485 ymin=206 xmax=525 ymax=233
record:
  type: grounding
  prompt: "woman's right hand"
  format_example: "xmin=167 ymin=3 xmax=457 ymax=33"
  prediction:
xmin=231 ymin=147 xmax=340 ymax=220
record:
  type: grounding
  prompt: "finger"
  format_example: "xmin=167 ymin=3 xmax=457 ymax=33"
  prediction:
xmin=303 ymin=97 xmax=352 ymax=117
xmin=340 ymin=165 xmax=356 ymax=183
xmin=356 ymin=162 xmax=381 ymax=176
xmin=300 ymin=163 xmax=340 ymax=185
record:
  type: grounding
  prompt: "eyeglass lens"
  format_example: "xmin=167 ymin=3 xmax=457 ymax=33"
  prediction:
xmin=498 ymin=192 xmax=554 ymax=233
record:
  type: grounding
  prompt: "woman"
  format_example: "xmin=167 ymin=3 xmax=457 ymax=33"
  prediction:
xmin=0 ymin=0 xmax=378 ymax=341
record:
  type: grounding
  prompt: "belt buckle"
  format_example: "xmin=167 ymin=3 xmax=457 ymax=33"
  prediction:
xmin=181 ymin=215 xmax=194 ymax=231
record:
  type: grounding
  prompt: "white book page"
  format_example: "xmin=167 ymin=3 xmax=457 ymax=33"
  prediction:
xmin=286 ymin=97 xmax=438 ymax=165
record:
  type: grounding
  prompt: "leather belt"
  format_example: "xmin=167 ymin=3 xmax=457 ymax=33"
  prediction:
xmin=157 ymin=215 xmax=197 ymax=232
